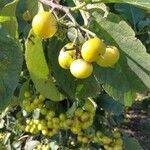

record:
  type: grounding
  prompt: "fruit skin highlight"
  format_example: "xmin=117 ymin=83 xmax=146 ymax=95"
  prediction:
xmin=81 ymin=37 xmax=106 ymax=62
xmin=96 ymin=46 xmax=120 ymax=67
xmin=70 ymin=59 xmax=93 ymax=79
xmin=58 ymin=43 xmax=76 ymax=69
xmin=32 ymin=11 xmax=57 ymax=39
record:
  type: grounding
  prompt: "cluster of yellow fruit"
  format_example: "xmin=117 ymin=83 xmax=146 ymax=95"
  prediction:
xmin=58 ymin=38 xmax=120 ymax=79
xmin=33 ymin=143 xmax=50 ymax=150
xmin=31 ymin=11 xmax=119 ymax=79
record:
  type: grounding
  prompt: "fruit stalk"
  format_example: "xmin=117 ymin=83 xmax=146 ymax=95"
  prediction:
xmin=39 ymin=0 xmax=70 ymax=13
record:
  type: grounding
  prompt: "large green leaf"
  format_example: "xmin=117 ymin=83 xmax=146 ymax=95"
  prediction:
xmin=98 ymin=94 xmax=123 ymax=115
xmin=25 ymin=0 xmax=38 ymax=18
xmin=124 ymin=137 xmax=143 ymax=150
xmin=114 ymin=3 xmax=145 ymax=28
xmin=99 ymin=0 xmax=150 ymax=11
xmin=0 ymin=0 xmax=13 ymax=9
xmin=47 ymin=37 xmax=101 ymax=100
xmin=0 ymin=26 xmax=22 ymax=110
xmin=25 ymin=30 xmax=64 ymax=101
xmin=0 ymin=0 xmax=19 ymax=38
xmin=90 ymin=13 xmax=150 ymax=106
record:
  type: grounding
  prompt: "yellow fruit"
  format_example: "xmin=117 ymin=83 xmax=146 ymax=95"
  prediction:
xmin=81 ymin=37 xmax=106 ymax=62
xmin=32 ymin=11 xmax=57 ymax=38
xmin=58 ymin=43 xmax=76 ymax=69
xmin=96 ymin=46 xmax=120 ymax=67
xmin=70 ymin=59 xmax=93 ymax=79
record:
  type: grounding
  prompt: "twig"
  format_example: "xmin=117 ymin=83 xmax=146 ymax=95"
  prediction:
xmin=39 ymin=0 xmax=87 ymax=13
xmin=39 ymin=0 xmax=70 ymax=14
xmin=72 ymin=0 xmax=89 ymax=26
xmin=80 ymin=26 xmax=97 ymax=37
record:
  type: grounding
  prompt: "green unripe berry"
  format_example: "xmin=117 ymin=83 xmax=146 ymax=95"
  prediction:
xmin=52 ymin=117 xmax=60 ymax=124
xmin=75 ymin=108 xmax=83 ymax=117
xmin=93 ymin=136 xmax=99 ymax=143
xmin=47 ymin=121 xmax=53 ymax=128
xmin=39 ymin=95 xmax=45 ymax=101
xmin=33 ymin=119 xmax=40 ymax=124
xmin=41 ymin=108 xmax=48 ymax=115
xmin=80 ymin=112 xmax=90 ymax=122
xmin=24 ymin=91 xmax=31 ymax=98
xmin=37 ymin=124 xmax=44 ymax=131
xmin=101 ymin=136 xmax=112 ymax=145
xmin=96 ymin=131 xmax=103 ymax=137
xmin=84 ymin=101 xmax=95 ymax=113
xmin=42 ymin=129 xmax=49 ymax=135
xmin=82 ymin=137 xmax=88 ymax=143
xmin=47 ymin=111 xmax=55 ymax=119
xmin=115 ymin=138 xmax=123 ymax=146
xmin=25 ymin=125 xmax=30 ymax=132
xmin=59 ymin=113 xmax=66 ymax=121
xmin=22 ymin=99 xmax=31 ymax=107
xmin=66 ymin=119 xmax=73 ymax=127
xmin=113 ymin=131 xmax=121 ymax=139
xmin=71 ymin=127 xmax=81 ymax=134
xmin=113 ymin=145 xmax=122 ymax=150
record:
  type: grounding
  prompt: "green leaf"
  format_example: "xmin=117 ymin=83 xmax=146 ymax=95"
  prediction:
xmin=0 ymin=26 xmax=22 ymax=111
xmin=18 ymin=80 xmax=30 ymax=102
xmin=114 ymin=3 xmax=145 ymax=28
xmin=0 ymin=0 xmax=19 ymax=38
xmin=0 ymin=0 xmax=13 ymax=9
xmin=86 ymin=3 xmax=109 ymax=17
xmin=25 ymin=30 xmax=64 ymax=101
xmin=47 ymin=37 xmax=101 ymax=100
xmin=100 ymin=0 xmax=150 ymax=11
xmin=98 ymin=94 xmax=123 ymax=115
xmin=124 ymin=137 xmax=143 ymax=150
xmin=90 ymin=13 xmax=150 ymax=106
xmin=25 ymin=0 xmax=38 ymax=18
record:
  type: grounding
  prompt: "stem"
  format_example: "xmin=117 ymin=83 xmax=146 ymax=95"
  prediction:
xmin=71 ymin=2 xmax=87 ymax=11
xmin=88 ymin=97 xmax=97 ymax=109
xmin=72 ymin=28 xmax=78 ymax=45
xmin=80 ymin=26 xmax=97 ymax=37
xmin=67 ymin=13 xmax=77 ymax=25
xmin=39 ymin=0 xmax=70 ymax=13
xmin=72 ymin=0 xmax=89 ymax=26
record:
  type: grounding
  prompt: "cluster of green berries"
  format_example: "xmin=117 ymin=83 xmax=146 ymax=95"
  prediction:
xmin=20 ymin=92 xmax=123 ymax=149
xmin=22 ymin=100 xmax=96 ymax=138
xmin=93 ymin=130 xmax=123 ymax=150
xmin=0 ymin=132 xmax=6 ymax=150
xmin=33 ymin=143 xmax=50 ymax=150
xmin=22 ymin=92 xmax=45 ymax=112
